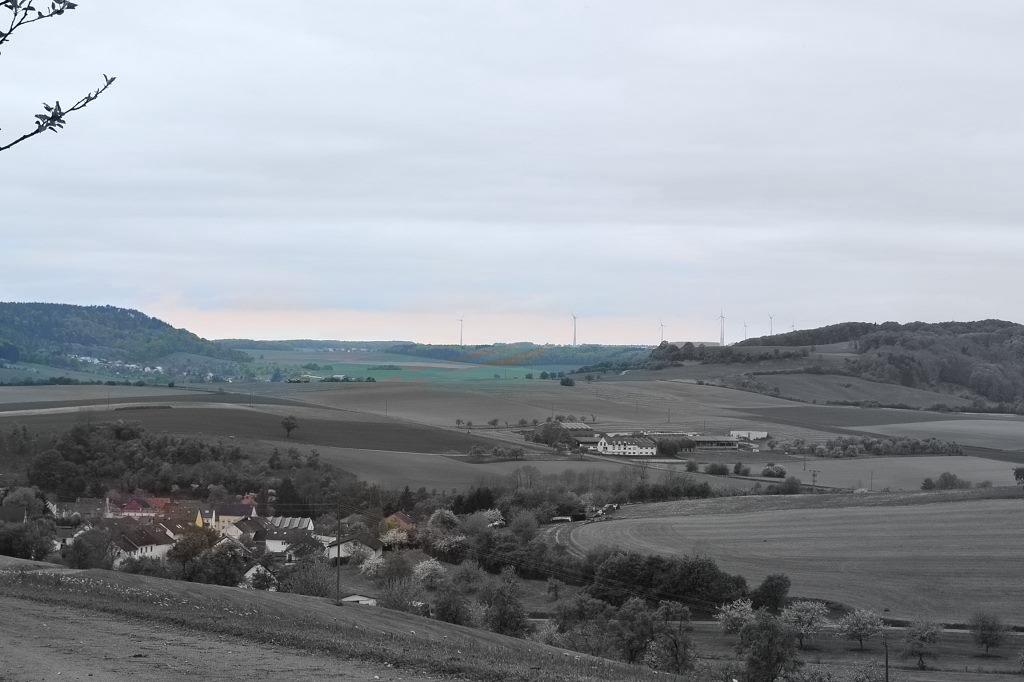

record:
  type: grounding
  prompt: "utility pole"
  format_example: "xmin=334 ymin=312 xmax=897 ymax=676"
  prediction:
xmin=883 ymin=630 xmax=889 ymax=682
xmin=385 ymin=400 xmax=388 ymax=417
xmin=810 ymin=468 xmax=821 ymax=493
xmin=335 ymin=501 xmax=342 ymax=604
xmin=869 ymin=470 xmax=874 ymax=491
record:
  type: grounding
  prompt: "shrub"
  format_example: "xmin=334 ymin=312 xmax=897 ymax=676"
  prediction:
xmin=379 ymin=577 xmax=425 ymax=614
xmin=733 ymin=462 xmax=751 ymax=476
xmin=413 ymin=558 xmax=447 ymax=590
xmin=560 ymin=377 xmax=576 ymax=387
xmin=279 ymin=559 xmax=333 ymax=597
xmin=751 ymin=573 xmax=790 ymax=612
xmin=761 ymin=463 xmax=787 ymax=478
xmin=704 ymin=463 xmax=730 ymax=476
xmin=684 ymin=460 xmax=698 ymax=473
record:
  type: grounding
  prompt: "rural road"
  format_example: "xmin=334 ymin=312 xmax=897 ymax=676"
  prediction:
xmin=0 ymin=597 xmax=427 ymax=681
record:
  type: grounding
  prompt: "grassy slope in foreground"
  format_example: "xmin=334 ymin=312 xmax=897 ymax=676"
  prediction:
xmin=560 ymin=489 xmax=1024 ymax=622
xmin=0 ymin=568 xmax=654 ymax=682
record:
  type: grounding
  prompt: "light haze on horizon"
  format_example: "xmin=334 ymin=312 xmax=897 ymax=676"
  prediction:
xmin=2 ymin=1 xmax=1023 ymax=344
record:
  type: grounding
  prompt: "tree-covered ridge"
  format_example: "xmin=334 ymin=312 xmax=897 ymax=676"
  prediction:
xmin=699 ymin=319 xmax=1024 ymax=406
xmin=0 ymin=302 xmax=249 ymax=364
xmin=737 ymin=319 xmax=1021 ymax=348
xmin=386 ymin=342 xmax=650 ymax=367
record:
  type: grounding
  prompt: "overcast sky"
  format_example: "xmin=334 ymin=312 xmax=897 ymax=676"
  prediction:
xmin=2 ymin=1 xmax=1022 ymax=344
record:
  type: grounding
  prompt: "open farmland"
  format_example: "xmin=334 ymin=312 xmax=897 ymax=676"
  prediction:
xmin=850 ymin=418 xmax=1024 ymax=452
xmin=237 ymin=439 xmax=628 ymax=489
xmin=753 ymin=373 xmax=972 ymax=409
xmin=0 ymin=405 xmax=502 ymax=455
xmin=776 ymin=454 xmax=1020 ymax=490
xmin=557 ymin=493 xmax=1024 ymax=621
xmin=248 ymin=379 xmax=840 ymax=444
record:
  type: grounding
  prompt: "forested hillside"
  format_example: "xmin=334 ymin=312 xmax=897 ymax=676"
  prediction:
xmin=734 ymin=320 xmax=1024 ymax=406
xmin=0 ymin=303 xmax=249 ymax=364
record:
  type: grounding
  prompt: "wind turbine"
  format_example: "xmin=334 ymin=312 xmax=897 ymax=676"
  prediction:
xmin=571 ymin=313 xmax=577 ymax=347
xmin=659 ymin=320 xmax=665 ymax=344
xmin=458 ymin=318 xmax=464 ymax=346
xmin=719 ymin=310 xmax=726 ymax=346
xmin=769 ymin=314 xmax=774 ymax=336
xmin=743 ymin=321 xmax=748 ymax=341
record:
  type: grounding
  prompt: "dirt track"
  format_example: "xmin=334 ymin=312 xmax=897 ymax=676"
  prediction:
xmin=0 ymin=597 xmax=425 ymax=681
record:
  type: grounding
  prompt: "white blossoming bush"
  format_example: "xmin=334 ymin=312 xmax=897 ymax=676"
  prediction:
xmin=715 ymin=598 xmax=755 ymax=635
xmin=380 ymin=528 xmax=408 ymax=549
xmin=412 ymin=558 xmax=447 ymax=590
xmin=358 ymin=554 xmax=385 ymax=578
xmin=481 ymin=508 xmax=505 ymax=526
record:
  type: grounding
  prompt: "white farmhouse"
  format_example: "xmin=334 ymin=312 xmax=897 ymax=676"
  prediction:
xmin=596 ymin=434 xmax=657 ymax=457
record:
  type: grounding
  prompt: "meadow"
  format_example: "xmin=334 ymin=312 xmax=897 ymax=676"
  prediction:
xmin=850 ymin=419 xmax=1024 ymax=452
xmin=755 ymin=373 xmax=972 ymax=409
xmin=775 ymin=454 xmax=1019 ymax=490
xmin=0 ymin=568 xmax=653 ymax=682
xmin=558 ymin=492 xmax=1024 ymax=621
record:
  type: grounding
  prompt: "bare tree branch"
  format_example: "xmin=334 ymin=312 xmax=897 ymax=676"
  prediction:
xmin=0 ymin=0 xmax=116 ymax=153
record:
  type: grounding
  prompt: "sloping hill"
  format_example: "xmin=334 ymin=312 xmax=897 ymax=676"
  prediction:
xmin=0 ymin=302 xmax=249 ymax=364
xmin=625 ymin=321 xmax=1024 ymax=410
xmin=0 ymin=567 xmax=652 ymax=681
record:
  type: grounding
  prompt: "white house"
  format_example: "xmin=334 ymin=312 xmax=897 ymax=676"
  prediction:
xmin=239 ymin=564 xmax=277 ymax=591
xmin=596 ymin=434 xmax=657 ymax=457
xmin=324 ymin=535 xmax=383 ymax=562
xmin=104 ymin=519 xmax=175 ymax=567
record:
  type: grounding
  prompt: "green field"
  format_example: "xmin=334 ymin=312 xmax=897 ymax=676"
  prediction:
xmin=556 ymin=493 xmax=1024 ymax=621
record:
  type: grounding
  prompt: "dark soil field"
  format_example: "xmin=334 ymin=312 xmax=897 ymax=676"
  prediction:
xmin=0 ymin=405 xmax=502 ymax=454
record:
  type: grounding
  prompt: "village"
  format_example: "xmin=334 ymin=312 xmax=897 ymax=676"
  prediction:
xmin=36 ymin=493 xmax=406 ymax=603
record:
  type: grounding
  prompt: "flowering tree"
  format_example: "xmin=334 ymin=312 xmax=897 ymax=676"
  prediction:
xmin=715 ymin=598 xmax=755 ymax=635
xmin=781 ymin=601 xmax=830 ymax=649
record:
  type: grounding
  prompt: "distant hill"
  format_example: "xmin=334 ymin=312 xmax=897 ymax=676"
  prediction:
xmin=740 ymin=319 xmax=1024 ymax=405
xmin=217 ymin=339 xmax=403 ymax=352
xmin=0 ymin=302 xmax=249 ymax=365
xmin=386 ymin=342 xmax=651 ymax=367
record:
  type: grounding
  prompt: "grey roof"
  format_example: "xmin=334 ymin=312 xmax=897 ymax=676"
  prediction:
xmin=266 ymin=516 xmax=313 ymax=530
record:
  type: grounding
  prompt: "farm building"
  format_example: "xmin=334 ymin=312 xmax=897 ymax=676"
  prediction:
xmin=596 ymin=434 xmax=657 ymax=457
xmin=691 ymin=435 xmax=739 ymax=449
xmin=340 ymin=594 xmax=378 ymax=606
xmin=730 ymin=430 xmax=769 ymax=440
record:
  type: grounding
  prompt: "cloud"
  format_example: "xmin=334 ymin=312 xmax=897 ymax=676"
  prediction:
xmin=1 ymin=1 xmax=1022 ymax=342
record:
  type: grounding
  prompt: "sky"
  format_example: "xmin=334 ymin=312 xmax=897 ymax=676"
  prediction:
xmin=2 ymin=1 xmax=1023 ymax=345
